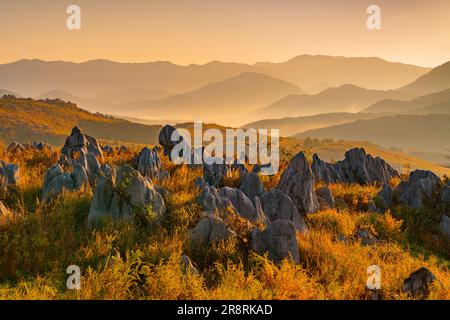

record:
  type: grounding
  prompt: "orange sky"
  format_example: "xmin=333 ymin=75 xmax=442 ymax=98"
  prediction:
xmin=0 ymin=0 xmax=449 ymax=67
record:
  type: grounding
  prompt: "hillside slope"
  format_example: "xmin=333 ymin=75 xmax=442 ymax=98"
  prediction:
xmin=401 ymin=61 xmax=450 ymax=95
xmin=0 ymin=96 xmax=161 ymax=146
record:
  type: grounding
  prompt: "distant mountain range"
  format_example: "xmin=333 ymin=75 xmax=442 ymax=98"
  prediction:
xmin=243 ymin=112 xmax=391 ymax=137
xmin=294 ymin=114 xmax=450 ymax=153
xmin=0 ymin=55 xmax=429 ymax=98
xmin=401 ymin=61 xmax=450 ymax=95
xmin=253 ymin=84 xmax=412 ymax=119
xmin=363 ymin=88 xmax=450 ymax=114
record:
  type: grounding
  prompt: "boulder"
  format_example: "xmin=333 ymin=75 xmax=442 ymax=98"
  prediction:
xmin=61 ymin=126 xmax=103 ymax=160
xmin=159 ymin=125 xmax=183 ymax=159
xmin=375 ymin=183 xmax=393 ymax=210
xmin=135 ymin=147 xmax=162 ymax=179
xmin=259 ymin=189 xmax=308 ymax=232
xmin=101 ymin=145 xmax=114 ymax=156
xmin=0 ymin=161 xmax=19 ymax=186
xmin=220 ymin=187 xmax=261 ymax=221
xmin=356 ymin=229 xmax=379 ymax=246
xmin=440 ymin=214 xmax=450 ymax=239
xmin=250 ymin=220 xmax=300 ymax=264
xmin=441 ymin=181 xmax=450 ymax=205
xmin=239 ymin=172 xmax=265 ymax=200
xmin=179 ymin=255 xmax=199 ymax=275
xmin=88 ymin=165 xmax=166 ymax=225
xmin=402 ymin=267 xmax=436 ymax=299
xmin=315 ymin=186 xmax=335 ymax=209
xmin=311 ymin=148 xmax=398 ymax=185
xmin=277 ymin=152 xmax=319 ymax=214
xmin=203 ymin=161 xmax=229 ymax=187
xmin=189 ymin=215 xmax=236 ymax=246
xmin=394 ymin=170 xmax=441 ymax=209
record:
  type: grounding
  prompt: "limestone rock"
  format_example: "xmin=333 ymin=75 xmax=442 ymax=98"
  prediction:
xmin=189 ymin=216 xmax=236 ymax=246
xmin=159 ymin=125 xmax=183 ymax=159
xmin=62 ymin=126 xmax=103 ymax=160
xmin=315 ymin=186 xmax=335 ymax=209
xmin=277 ymin=152 xmax=319 ymax=214
xmin=259 ymin=189 xmax=308 ymax=232
xmin=42 ymin=164 xmax=89 ymax=200
xmin=312 ymin=148 xmax=398 ymax=185
xmin=394 ymin=170 xmax=440 ymax=209
xmin=203 ymin=161 xmax=229 ymax=187
xmin=250 ymin=220 xmax=300 ymax=264
xmin=440 ymin=214 xmax=450 ymax=239
xmin=375 ymin=183 xmax=393 ymax=210
xmin=0 ymin=161 xmax=19 ymax=186
xmin=239 ymin=172 xmax=265 ymax=200
xmin=402 ymin=267 xmax=436 ymax=299
xmin=88 ymin=165 xmax=166 ymax=225
xmin=135 ymin=147 xmax=162 ymax=179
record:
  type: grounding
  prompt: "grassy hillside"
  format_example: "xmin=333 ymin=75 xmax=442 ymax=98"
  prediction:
xmin=0 ymin=96 xmax=161 ymax=146
xmin=294 ymin=114 xmax=450 ymax=155
xmin=0 ymin=139 xmax=448 ymax=300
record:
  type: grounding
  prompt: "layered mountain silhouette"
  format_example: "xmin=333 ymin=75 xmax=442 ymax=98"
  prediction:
xmin=254 ymin=55 xmax=429 ymax=93
xmin=243 ymin=112 xmax=391 ymax=137
xmin=363 ymin=88 xmax=450 ymax=114
xmin=294 ymin=114 xmax=450 ymax=153
xmin=401 ymin=61 xmax=450 ymax=95
xmin=254 ymin=84 xmax=412 ymax=119
xmin=0 ymin=55 xmax=429 ymax=98
xmin=111 ymin=72 xmax=302 ymax=124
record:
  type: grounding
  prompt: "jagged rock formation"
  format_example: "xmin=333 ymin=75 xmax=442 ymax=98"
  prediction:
xmin=259 ymin=189 xmax=308 ymax=232
xmin=239 ymin=172 xmax=265 ymax=200
xmin=88 ymin=165 xmax=165 ymax=225
xmin=355 ymin=229 xmax=379 ymax=246
xmin=62 ymin=126 xmax=103 ymax=160
xmin=315 ymin=186 xmax=335 ymax=209
xmin=250 ymin=220 xmax=300 ymax=264
xmin=375 ymin=183 xmax=393 ymax=211
xmin=42 ymin=164 xmax=89 ymax=200
xmin=277 ymin=152 xmax=319 ymax=214
xmin=402 ymin=267 xmax=436 ymax=299
xmin=394 ymin=170 xmax=441 ymax=209
xmin=135 ymin=147 xmax=162 ymax=179
xmin=311 ymin=148 xmax=398 ymax=185
xmin=189 ymin=215 xmax=236 ymax=246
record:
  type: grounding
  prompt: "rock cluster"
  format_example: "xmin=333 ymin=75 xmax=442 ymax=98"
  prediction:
xmin=312 ymin=148 xmax=398 ymax=185
xmin=88 ymin=165 xmax=166 ymax=225
xmin=61 ymin=126 xmax=103 ymax=160
xmin=42 ymin=164 xmax=89 ymax=200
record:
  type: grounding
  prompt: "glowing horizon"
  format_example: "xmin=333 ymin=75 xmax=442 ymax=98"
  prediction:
xmin=1 ymin=0 xmax=449 ymax=68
